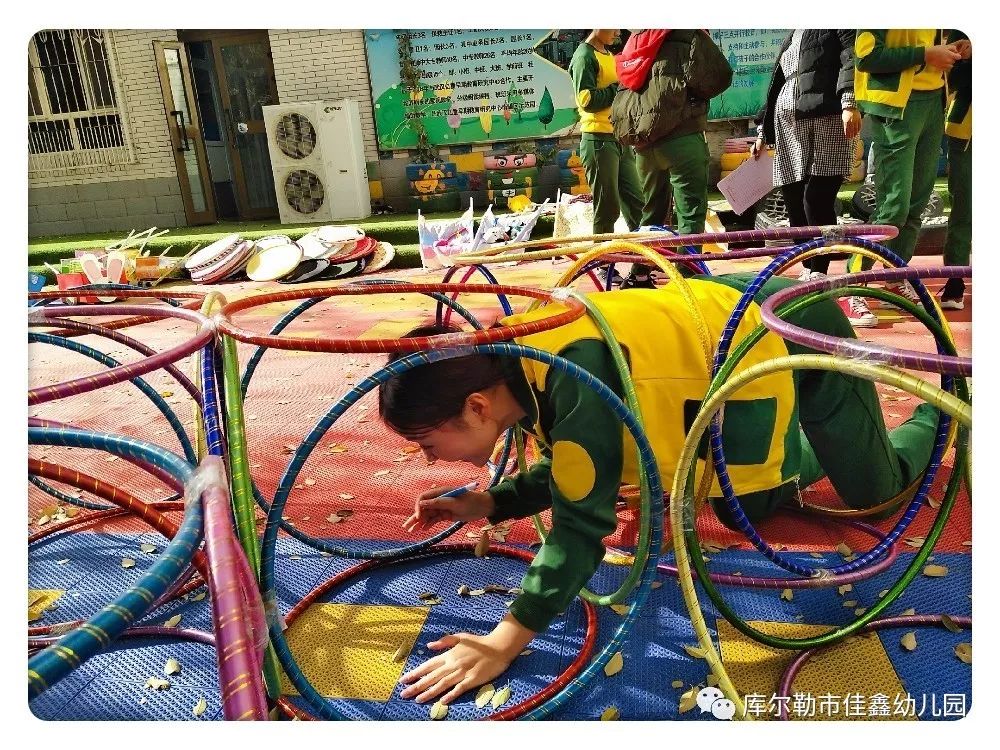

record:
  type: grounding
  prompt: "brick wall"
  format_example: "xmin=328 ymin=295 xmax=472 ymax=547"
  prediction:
xmin=268 ymin=30 xmax=379 ymax=162
xmin=29 ymin=29 xmax=185 ymax=237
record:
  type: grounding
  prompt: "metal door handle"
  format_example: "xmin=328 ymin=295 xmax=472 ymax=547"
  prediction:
xmin=171 ymin=110 xmax=190 ymax=152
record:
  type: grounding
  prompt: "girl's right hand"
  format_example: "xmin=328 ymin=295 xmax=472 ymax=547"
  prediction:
xmin=750 ymin=136 xmax=766 ymax=160
xmin=402 ymin=488 xmax=496 ymax=532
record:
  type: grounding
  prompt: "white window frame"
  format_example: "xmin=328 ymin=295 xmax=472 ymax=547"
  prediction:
xmin=28 ymin=29 xmax=137 ymax=175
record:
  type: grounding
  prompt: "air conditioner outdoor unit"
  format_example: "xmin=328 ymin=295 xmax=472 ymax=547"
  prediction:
xmin=262 ymin=99 xmax=371 ymax=224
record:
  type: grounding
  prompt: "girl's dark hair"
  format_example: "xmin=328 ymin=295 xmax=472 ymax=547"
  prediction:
xmin=378 ymin=323 xmax=507 ymax=438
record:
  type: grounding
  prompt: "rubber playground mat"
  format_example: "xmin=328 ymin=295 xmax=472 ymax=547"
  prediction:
xmin=28 ymin=254 xmax=971 ymax=720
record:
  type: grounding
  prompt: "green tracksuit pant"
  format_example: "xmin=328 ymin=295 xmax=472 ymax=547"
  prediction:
xmin=851 ymin=89 xmax=945 ymax=270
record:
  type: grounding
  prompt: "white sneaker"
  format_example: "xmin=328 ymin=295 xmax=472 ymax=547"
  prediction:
xmin=837 ymin=295 xmax=879 ymax=327
xmin=797 ymin=269 xmax=827 ymax=282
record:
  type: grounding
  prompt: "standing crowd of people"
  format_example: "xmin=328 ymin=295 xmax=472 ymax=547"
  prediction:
xmin=569 ymin=28 xmax=971 ymax=319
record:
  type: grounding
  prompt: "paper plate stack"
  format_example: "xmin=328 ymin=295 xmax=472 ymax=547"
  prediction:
xmin=187 ymin=234 xmax=257 ymax=284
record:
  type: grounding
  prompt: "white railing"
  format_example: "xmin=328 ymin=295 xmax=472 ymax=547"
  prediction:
xmin=28 ymin=29 xmax=136 ymax=175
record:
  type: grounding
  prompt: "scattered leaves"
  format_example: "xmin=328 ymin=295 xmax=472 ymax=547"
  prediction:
xmin=838 ymin=584 xmax=853 ymax=596
xmin=810 ymin=552 xmax=824 ymax=559
xmin=600 ymin=706 xmax=620 ymax=721
xmin=475 ymin=532 xmax=491 ymax=557
xmin=955 ymin=643 xmax=971 ymax=664
xmin=610 ymin=604 xmax=630 ymax=616
xmin=604 ymin=651 xmax=624 ymax=677
xmin=145 ymin=677 xmax=171 ymax=690
xmin=651 ymin=581 xmax=662 ymax=590
xmin=164 ymin=614 xmax=182 ymax=628
xmin=678 ymin=686 xmax=699 ymax=714
xmin=391 ymin=643 xmax=411 ymax=663
xmin=780 ymin=588 xmax=793 ymax=602
xmin=836 ymin=542 xmax=852 ymax=557
xmin=941 ymin=615 xmax=963 ymax=634
xmin=854 ymin=607 xmax=867 ymax=616
xmin=671 ymin=680 xmax=684 ymax=689
xmin=36 ymin=515 xmax=51 ymax=527
xmin=519 ymin=649 xmax=532 ymax=657
xmin=903 ymin=536 xmax=926 ymax=548
xmin=326 ymin=514 xmax=343 ymax=524
xmin=193 ymin=697 xmax=207 ymax=717
xmin=475 ymin=684 xmax=495 ymax=708
xmin=140 ymin=543 xmax=157 ymax=554
xmin=491 ymin=684 xmax=512 ymax=709
xmin=900 ymin=632 xmax=918 ymax=651
xmin=901 ymin=608 xmax=916 ymax=616
xmin=304 ymin=478 xmax=316 ymax=486
xmin=417 ymin=592 xmax=439 ymax=602
xmin=683 ymin=644 xmax=706 ymax=659
xmin=164 ymin=658 xmax=181 ymax=676
xmin=923 ymin=564 xmax=949 ymax=578
xmin=457 ymin=584 xmax=471 ymax=597
xmin=878 ymin=589 xmax=890 ymax=599
xmin=373 ymin=470 xmax=391 ymax=478
xmin=843 ymin=600 xmax=858 ymax=608
xmin=121 ymin=558 xmax=136 ymax=569
xmin=429 ymin=701 xmax=448 ymax=720
xmin=190 ymin=591 xmax=207 ymax=602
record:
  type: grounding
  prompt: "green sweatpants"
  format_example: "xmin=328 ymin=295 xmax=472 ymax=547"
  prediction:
xmin=634 ymin=131 xmax=709 ymax=251
xmin=944 ymin=136 xmax=971 ymax=266
xmin=851 ymin=89 xmax=945 ymax=270
xmin=579 ymin=132 xmax=644 ymax=235
xmin=707 ymin=274 xmax=939 ymax=528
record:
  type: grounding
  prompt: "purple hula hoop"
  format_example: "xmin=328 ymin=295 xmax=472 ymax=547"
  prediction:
xmin=29 ymin=316 xmax=203 ymax=407
xmin=776 ymin=614 xmax=972 ymax=720
xmin=760 ymin=266 xmax=971 ymax=376
xmin=27 ymin=305 xmax=214 ymax=405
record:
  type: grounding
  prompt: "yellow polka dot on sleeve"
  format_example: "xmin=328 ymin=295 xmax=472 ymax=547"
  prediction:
xmin=551 ymin=440 xmax=597 ymax=502
xmin=855 ymin=32 xmax=876 ymax=58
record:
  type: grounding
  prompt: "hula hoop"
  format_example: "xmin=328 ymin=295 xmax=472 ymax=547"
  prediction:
xmin=217 ymin=283 xmax=587 ymax=354
xmin=761 ymin=265 xmax=972 ymax=376
xmin=668 ymin=355 xmax=969 ymax=716
xmin=29 ymin=286 xmax=208 ymax=337
xmin=774 ymin=614 xmax=972 ymax=720
xmin=27 ymin=316 xmax=203 ymax=405
xmin=28 ymin=332 xmax=196 ymax=464
xmin=270 ymin=543 xmax=599 ymax=721
xmin=27 ymin=428 xmax=202 ymax=699
xmin=437 ymin=264 xmax=514 ymax=325
xmin=229 ymin=285 xmax=511 ymax=559
xmin=259 ymin=342 xmax=664 ymax=721
xmin=706 ymin=239 xmax=963 ymax=575
xmin=452 ymin=225 xmax=898 ymax=265
xmin=28 ymin=304 xmax=214 ymax=405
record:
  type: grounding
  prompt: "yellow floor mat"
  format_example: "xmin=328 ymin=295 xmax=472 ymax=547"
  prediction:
xmin=280 ymin=603 xmax=430 ymax=701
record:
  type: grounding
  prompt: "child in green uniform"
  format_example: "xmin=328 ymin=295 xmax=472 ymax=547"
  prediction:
xmin=378 ymin=273 xmax=938 ymax=706
xmin=569 ymin=30 xmax=646 ymax=288
xmin=850 ymin=30 xmax=961 ymax=304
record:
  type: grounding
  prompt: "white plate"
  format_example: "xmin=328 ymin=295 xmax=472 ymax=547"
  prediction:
xmin=313 ymin=225 xmax=364 ymax=245
xmin=185 ymin=233 xmax=242 ymax=270
xmin=245 ymin=242 xmax=303 ymax=282
xmin=363 ymin=241 xmax=396 ymax=274
xmin=253 ymin=234 xmax=294 ymax=253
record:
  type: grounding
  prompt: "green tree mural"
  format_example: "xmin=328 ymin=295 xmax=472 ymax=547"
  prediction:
xmin=538 ymin=87 xmax=554 ymax=129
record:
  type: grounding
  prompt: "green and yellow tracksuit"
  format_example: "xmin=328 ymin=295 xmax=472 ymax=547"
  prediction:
xmin=850 ymin=30 xmax=946 ymax=270
xmin=569 ymin=42 xmax=643 ymax=238
xmin=488 ymin=274 xmax=939 ymax=633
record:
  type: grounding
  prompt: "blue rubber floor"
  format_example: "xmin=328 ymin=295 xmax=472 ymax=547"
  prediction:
xmin=28 ymin=530 xmax=972 ymax=721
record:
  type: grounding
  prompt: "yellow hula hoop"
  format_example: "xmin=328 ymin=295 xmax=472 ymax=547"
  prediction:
xmin=669 ymin=354 xmax=970 ymax=720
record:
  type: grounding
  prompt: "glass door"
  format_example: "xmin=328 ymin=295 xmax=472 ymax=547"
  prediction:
xmin=210 ymin=32 xmax=279 ymax=219
xmin=153 ymin=40 xmax=216 ymax=225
